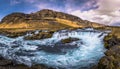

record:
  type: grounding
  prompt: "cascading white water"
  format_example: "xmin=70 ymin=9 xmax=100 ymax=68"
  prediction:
xmin=0 ymin=28 xmax=109 ymax=69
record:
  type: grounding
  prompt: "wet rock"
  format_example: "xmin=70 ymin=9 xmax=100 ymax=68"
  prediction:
xmin=0 ymin=56 xmax=48 ymax=69
xmin=61 ymin=37 xmax=80 ymax=43
xmin=0 ymin=57 xmax=13 ymax=66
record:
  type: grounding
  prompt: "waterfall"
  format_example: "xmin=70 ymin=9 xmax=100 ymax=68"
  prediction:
xmin=0 ymin=28 xmax=109 ymax=69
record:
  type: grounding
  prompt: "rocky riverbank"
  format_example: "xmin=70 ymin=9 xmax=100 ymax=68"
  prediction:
xmin=92 ymin=34 xmax=120 ymax=69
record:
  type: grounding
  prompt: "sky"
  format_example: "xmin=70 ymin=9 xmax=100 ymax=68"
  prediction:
xmin=0 ymin=0 xmax=120 ymax=26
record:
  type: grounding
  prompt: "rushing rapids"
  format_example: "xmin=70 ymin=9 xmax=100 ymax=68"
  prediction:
xmin=0 ymin=28 xmax=109 ymax=69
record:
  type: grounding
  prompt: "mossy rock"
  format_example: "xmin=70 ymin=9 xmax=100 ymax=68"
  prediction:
xmin=104 ymin=34 xmax=120 ymax=49
xmin=61 ymin=37 xmax=80 ymax=43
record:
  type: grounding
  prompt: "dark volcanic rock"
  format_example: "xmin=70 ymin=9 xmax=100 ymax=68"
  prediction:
xmin=0 ymin=57 xmax=13 ymax=66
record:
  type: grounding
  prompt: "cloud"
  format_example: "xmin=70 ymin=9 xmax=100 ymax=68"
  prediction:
xmin=111 ymin=22 xmax=120 ymax=26
xmin=10 ymin=0 xmax=21 ymax=5
xmin=70 ymin=0 xmax=120 ymax=26
xmin=24 ymin=0 xmax=41 ymax=4
xmin=30 ymin=0 xmax=65 ymax=12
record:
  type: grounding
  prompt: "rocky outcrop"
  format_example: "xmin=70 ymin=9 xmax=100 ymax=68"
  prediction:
xmin=61 ymin=37 xmax=80 ymax=43
xmin=104 ymin=34 xmax=120 ymax=49
xmin=0 ymin=56 xmax=50 ymax=69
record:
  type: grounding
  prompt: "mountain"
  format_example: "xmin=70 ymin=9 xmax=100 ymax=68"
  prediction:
xmin=0 ymin=9 xmax=104 ymax=29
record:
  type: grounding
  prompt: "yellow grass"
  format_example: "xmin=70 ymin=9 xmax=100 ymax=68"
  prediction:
xmin=0 ymin=22 xmax=29 ymax=28
xmin=55 ymin=18 xmax=82 ymax=27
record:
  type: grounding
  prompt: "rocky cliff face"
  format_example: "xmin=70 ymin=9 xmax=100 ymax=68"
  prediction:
xmin=0 ymin=9 xmax=104 ymax=29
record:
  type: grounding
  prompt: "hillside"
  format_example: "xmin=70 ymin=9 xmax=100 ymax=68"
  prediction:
xmin=0 ymin=9 xmax=119 ymax=39
xmin=0 ymin=9 xmax=104 ymax=30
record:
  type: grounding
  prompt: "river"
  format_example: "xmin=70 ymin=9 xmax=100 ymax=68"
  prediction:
xmin=0 ymin=28 xmax=109 ymax=69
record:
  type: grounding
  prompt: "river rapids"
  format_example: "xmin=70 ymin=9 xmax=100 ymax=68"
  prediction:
xmin=0 ymin=28 xmax=109 ymax=69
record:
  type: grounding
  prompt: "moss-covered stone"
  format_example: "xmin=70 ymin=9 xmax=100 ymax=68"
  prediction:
xmin=104 ymin=34 xmax=120 ymax=49
xmin=61 ymin=37 xmax=80 ymax=43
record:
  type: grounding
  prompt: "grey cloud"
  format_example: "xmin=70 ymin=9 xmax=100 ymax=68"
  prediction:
xmin=71 ymin=0 xmax=120 ymax=26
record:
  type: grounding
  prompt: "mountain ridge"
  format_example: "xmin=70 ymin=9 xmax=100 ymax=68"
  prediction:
xmin=0 ymin=9 xmax=105 ymax=29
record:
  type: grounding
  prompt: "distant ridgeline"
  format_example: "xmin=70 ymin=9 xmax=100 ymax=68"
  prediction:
xmin=0 ymin=9 xmax=104 ymax=29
